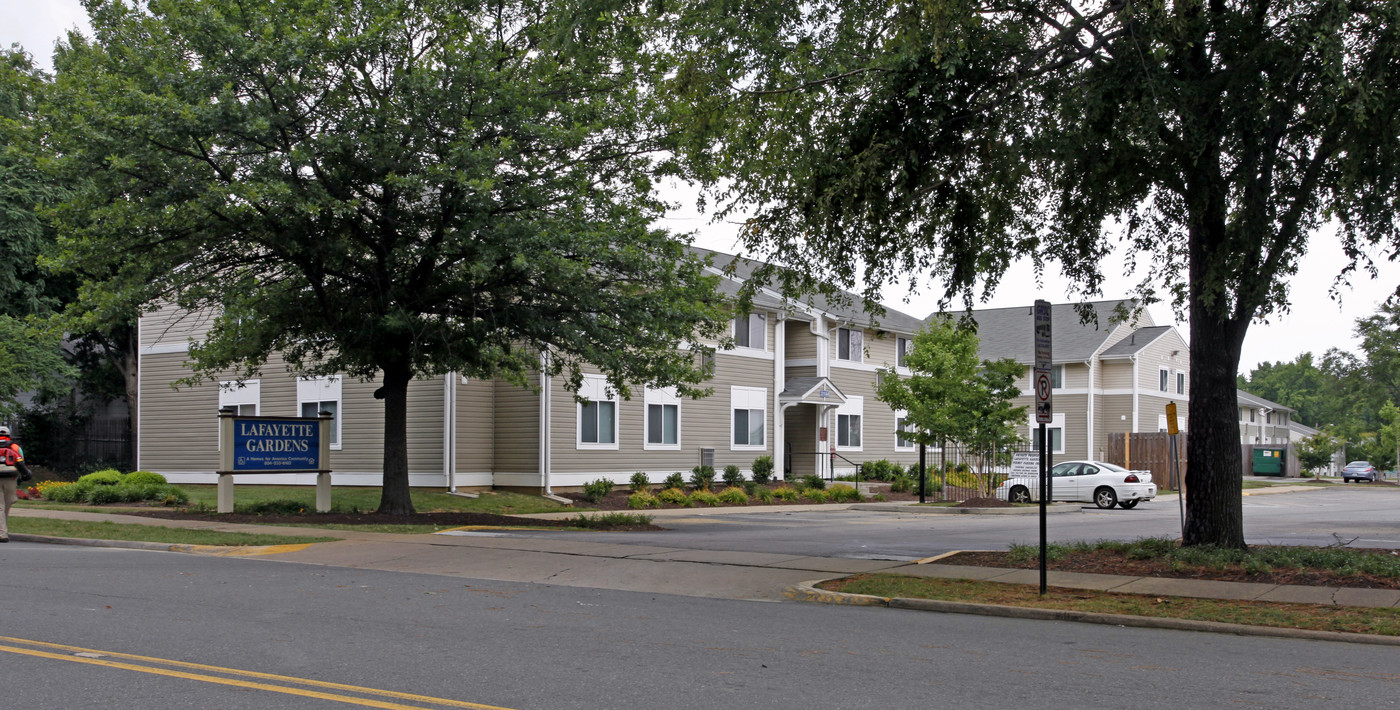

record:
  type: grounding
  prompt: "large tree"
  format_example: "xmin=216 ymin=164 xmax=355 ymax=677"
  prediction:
xmin=670 ymin=0 xmax=1400 ymax=546
xmin=46 ymin=0 xmax=729 ymax=513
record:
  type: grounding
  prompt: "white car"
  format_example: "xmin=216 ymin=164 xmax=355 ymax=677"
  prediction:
xmin=995 ymin=460 xmax=1157 ymax=509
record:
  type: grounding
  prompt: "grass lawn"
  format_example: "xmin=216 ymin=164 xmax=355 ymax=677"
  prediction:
xmin=17 ymin=485 xmax=574 ymax=517
xmin=10 ymin=517 xmax=338 ymax=546
xmin=820 ymin=574 xmax=1400 ymax=636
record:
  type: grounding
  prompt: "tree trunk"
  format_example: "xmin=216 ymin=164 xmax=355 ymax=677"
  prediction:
xmin=377 ymin=360 xmax=416 ymax=515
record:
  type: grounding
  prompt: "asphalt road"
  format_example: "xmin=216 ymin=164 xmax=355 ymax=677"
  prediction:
xmin=520 ymin=486 xmax=1400 ymax=561
xmin=5 ymin=542 xmax=1400 ymax=710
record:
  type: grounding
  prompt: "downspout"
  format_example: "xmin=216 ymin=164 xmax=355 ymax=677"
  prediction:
xmin=538 ymin=351 xmax=568 ymax=503
xmin=774 ymin=313 xmax=786 ymax=480
xmin=444 ymin=372 xmax=477 ymax=498
xmin=1085 ymin=358 xmax=1095 ymax=460
xmin=1131 ymin=354 xmax=1140 ymax=433
xmin=811 ymin=314 xmax=829 ymax=479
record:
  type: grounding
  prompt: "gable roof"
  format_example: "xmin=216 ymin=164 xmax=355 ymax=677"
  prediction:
xmin=1237 ymin=390 xmax=1297 ymax=414
xmin=937 ymin=300 xmax=1146 ymax=364
xmin=690 ymin=247 xmax=927 ymax=335
xmin=1098 ymin=326 xmax=1175 ymax=359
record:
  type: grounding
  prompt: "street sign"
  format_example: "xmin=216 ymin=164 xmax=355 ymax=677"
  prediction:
xmin=1166 ymin=402 xmax=1179 ymax=435
xmin=1034 ymin=300 xmax=1052 ymax=424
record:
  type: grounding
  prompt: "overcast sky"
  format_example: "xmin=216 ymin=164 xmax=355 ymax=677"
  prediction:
xmin=6 ymin=0 xmax=1396 ymax=377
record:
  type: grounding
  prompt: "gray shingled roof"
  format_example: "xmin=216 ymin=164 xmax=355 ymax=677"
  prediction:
xmin=1098 ymin=326 xmax=1174 ymax=359
xmin=688 ymin=246 xmax=927 ymax=335
xmin=1238 ymin=390 xmax=1297 ymax=414
xmin=932 ymin=300 xmax=1141 ymax=364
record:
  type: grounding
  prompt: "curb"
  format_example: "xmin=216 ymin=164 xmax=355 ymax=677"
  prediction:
xmin=849 ymin=503 xmax=1085 ymax=515
xmin=784 ymin=580 xmax=1400 ymax=647
xmin=6 ymin=533 xmax=316 ymax=556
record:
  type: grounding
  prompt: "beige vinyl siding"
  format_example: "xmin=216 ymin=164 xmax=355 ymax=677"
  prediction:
xmin=1095 ymin=395 xmax=1135 ymax=458
xmin=546 ymin=352 xmax=775 ymax=486
xmin=140 ymin=301 xmax=217 ymax=349
xmin=455 ymin=378 xmax=495 ymax=477
xmin=785 ymin=365 xmax=818 ymax=380
xmin=1137 ymin=394 xmax=1179 ymax=432
xmin=864 ymin=330 xmax=905 ymax=369
xmin=1058 ymin=395 xmax=1089 ymax=461
xmin=138 ymin=352 xmax=221 ymax=472
xmin=1138 ymin=332 xmax=1190 ymax=394
xmin=785 ymin=320 xmax=818 ymax=360
xmin=493 ymin=380 xmax=540 ymax=476
xmin=1100 ymin=362 xmax=1135 ymax=390
xmin=825 ymin=369 xmax=920 ymax=470
xmin=1096 ymin=309 xmax=1155 ymax=352
xmin=1060 ymin=363 xmax=1090 ymax=389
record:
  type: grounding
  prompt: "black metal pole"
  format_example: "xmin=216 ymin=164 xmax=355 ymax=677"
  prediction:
xmin=918 ymin=443 xmax=927 ymax=504
xmin=1039 ymin=423 xmax=1048 ymax=596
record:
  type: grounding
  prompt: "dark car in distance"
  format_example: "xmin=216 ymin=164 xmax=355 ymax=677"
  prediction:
xmin=1342 ymin=461 xmax=1378 ymax=483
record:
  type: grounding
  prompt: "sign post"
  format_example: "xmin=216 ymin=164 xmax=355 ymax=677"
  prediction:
xmin=1166 ymin=402 xmax=1183 ymax=539
xmin=1033 ymin=299 xmax=1052 ymax=595
xmin=218 ymin=412 xmax=333 ymax=513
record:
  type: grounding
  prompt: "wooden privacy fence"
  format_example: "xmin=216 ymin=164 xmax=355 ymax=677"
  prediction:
xmin=1104 ymin=432 xmax=1186 ymax=490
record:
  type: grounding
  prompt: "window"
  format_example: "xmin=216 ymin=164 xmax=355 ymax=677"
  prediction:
xmin=1051 ymin=364 xmax=1064 ymax=389
xmin=1028 ymin=412 xmax=1065 ymax=455
xmin=1176 ymin=371 xmax=1185 ymax=395
xmin=731 ymin=386 xmax=767 ymax=449
xmin=298 ymin=376 xmax=342 ymax=449
xmin=578 ymin=375 xmax=618 ymax=449
xmin=833 ymin=396 xmax=864 ymax=450
xmin=734 ymin=312 xmax=766 ymax=349
xmin=1159 ymin=368 xmax=1169 ymax=392
xmin=1250 ymin=409 xmax=1256 ymax=422
xmin=1266 ymin=412 xmax=1272 ymax=424
xmin=837 ymin=414 xmax=862 ymax=448
xmin=219 ymin=380 xmax=260 ymax=415
xmin=895 ymin=415 xmax=915 ymax=450
xmin=644 ymin=387 xmax=680 ymax=450
xmin=836 ymin=327 xmax=863 ymax=362
xmin=896 ymin=337 xmax=911 ymax=368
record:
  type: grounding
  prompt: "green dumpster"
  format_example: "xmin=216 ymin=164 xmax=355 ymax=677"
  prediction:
xmin=1252 ymin=447 xmax=1286 ymax=476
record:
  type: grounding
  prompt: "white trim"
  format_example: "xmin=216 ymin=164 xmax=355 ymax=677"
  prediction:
xmin=576 ymin=374 xmax=619 ymax=450
xmin=141 ymin=342 xmax=190 ymax=355
xmin=834 ymin=396 xmax=864 ymax=452
xmin=830 ymin=359 xmax=882 ymax=373
xmin=894 ymin=411 xmax=916 ymax=451
xmin=733 ymin=312 xmax=767 ymax=351
xmin=719 ymin=347 xmax=776 ymax=362
xmin=297 ymin=376 xmax=343 ymax=450
xmin=730 ymin=386 xmax=768 ymax=451
xmin=643 ymin=387 xmax=682 ymax=451
xmin=1027 ymin=412 xmax=1066 ymax=455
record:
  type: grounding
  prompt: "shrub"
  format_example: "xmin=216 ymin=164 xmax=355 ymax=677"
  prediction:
xmin=86 ymin=485 xmax=124 ymax=505
xmin=44 ymin=482 xmax=91 ymax=503
xmin=722 ymin=464 xmax=744 ymax=487
xmin=889 ymin=475 xmax=911 ymax=493
xmin=629 ymin=472 xmax=651 ymax=493
xmin=827 ymin=483 xmax=861 ymax=502
xmin=690 ymin=490 xmax=721 ymax=507
xmin=664 ymin=472 xmax=686 ymax=490
xmin=689 ymin=465 xmax=716 ymax=491
xmin=751 ymin=455 xmax=775 ymax=484
xmin=568 ymin=512 xmax=654 ymax=528
xmin=861 ymin=459 xmax=903 ymax=481
xmin=802 ymin=488 xmax=829 ymax=503
xmin=582 ymin=478 xmax=615 ymax=503
xmin=800 ymin=474 xmax=826 ymax=491
xmin=657 ymin=487 xmax=692 ymax=506
xmin=944 ymin=466 xmax=981 ymax=491
xmin=77 ymin=469 xmax=122 ymax=486
xmin=717 ymin=487 xmax=749 ymax=505
xmin=773 ymin=486 xmax=800 ymax=501
xmin=123 ymin=471 xmax=168 ymax=486
xmin=753 ymin=486 xmax=776 ymax=504
xmin=628 ymin=491 xmax=661 ymax=509
xmin=160 ymin=486 xmax=189 ymax=506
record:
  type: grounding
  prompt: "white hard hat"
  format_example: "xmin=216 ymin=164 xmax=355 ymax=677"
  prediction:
xmin=0 ymin=426 xmax=10 ymax=437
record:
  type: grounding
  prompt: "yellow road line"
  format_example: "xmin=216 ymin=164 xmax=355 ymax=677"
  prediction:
xmin=0 ymin=637 xmax=515 ymax=710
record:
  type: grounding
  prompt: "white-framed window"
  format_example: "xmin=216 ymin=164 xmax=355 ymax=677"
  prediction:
xmin=1051 ymin=364 xmax=1064 ymax=389
xmin=644 ymin=386 xmax=681 ymax=450
xmin=577 ymin=375 xmax=619 ymax=449
xmin=1028 ymin=412 xmax=1066 ymax=455
xmin=298 ymin=376 xmax=342 ymax=449
xmin=1266 ymin=411 xmax=1272 ymax=424
xmin=1250 ymin=409 xmax=1256 ymax=422
xmin=730 ymin=386 xmax=767 ymax=449
xmin=896 ymin=337 xmax=911 ymax=368
xmin=834 ymin=396 xmax=863 ymax=450
xmin=1176 ymin=371 xmax=1185 ymax=395
xmin=734 ymin=312 xmax=766 ymax=350
xmin=836 ymin=327 xmax=863 ymax=363
xmin=895 ymin=412 xmax=916 ymax=450
xmin=1158 ymin=368 xmax=1169 ymax=392
xmin=220 ymin=379 xmax=261 ymax=416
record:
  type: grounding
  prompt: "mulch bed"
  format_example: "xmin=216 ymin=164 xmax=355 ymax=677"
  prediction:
xmin=941 ymin=548 xmax=1400 ymax=590
xmin=559 ymin=482 xmax=1006 ymax=510
xmin=125 ymin=509 xmax=664 ymax=532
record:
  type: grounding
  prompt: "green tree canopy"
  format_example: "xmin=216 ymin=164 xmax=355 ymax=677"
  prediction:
xmin=46 ymin=0 xmax=729 ymax=512
xmin=671 ymin=0 xmax=1400 ymax=546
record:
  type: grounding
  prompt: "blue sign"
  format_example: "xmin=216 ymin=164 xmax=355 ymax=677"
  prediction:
xmin=232 ymin=418 xmax=322 ymax=472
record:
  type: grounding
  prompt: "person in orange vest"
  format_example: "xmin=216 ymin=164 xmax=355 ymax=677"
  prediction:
xmin=0 ymin=425 xmax=33 ymax=543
